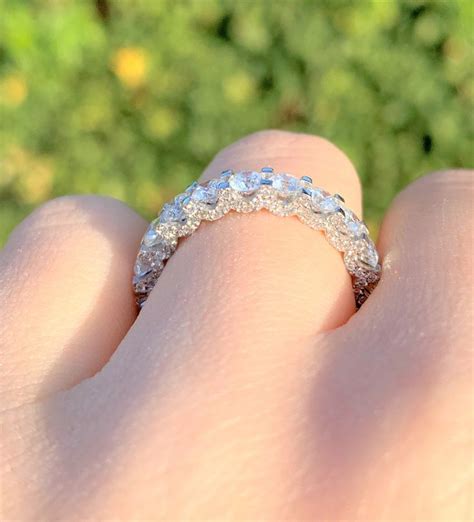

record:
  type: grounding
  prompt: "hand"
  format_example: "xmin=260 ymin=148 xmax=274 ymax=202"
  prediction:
xmin=1 ymin=131 xmax=472 ymax=521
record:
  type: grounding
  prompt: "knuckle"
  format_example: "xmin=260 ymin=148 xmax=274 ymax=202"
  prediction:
xmin=8 ymin=195 xmax=141 ymax=246
xmin=410 ymin=168 xmax=473 ymax=191
xmin=396 ymin=169 xmax=473 ymax=216
xmin=216 ymin=129 xmax=347 ymax=161
xmin=32 ymin=195 xmax=127 ymax=220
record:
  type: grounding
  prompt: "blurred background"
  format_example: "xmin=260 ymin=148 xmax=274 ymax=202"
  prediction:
xmin=0 ymin=0 xmax=472 ymax=245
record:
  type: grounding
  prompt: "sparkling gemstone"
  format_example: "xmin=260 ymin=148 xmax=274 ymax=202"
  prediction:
xmin=159 ymin=202 xmax=186 ymax=224
xmin=272 ymin=174 xmax=301 ymax=198
xmin=345 ymin=215 xmax=366 ymax=238
xmin=360 ymin=247 xmax=379 ymax=269
xmin=134 ymin=258 xmax=152 ymax=277
xmin=311 ymin=188 xmax=325 ymax=209
xmin=143 ymin=227 xmax=160 ymax=247
xmin=154 ymin=241 xmax=169 ymax=261
xmin=229 ymin=170 xmax=261 ymax=195
xmin=191 ymin=184 xmax=218 ymax=205
xmin=175 ymin=193 xmax=191 ymax=207
xmin=300 ymin=176 xmax=313 ymax=194
xmin=219 ymin=169 xmax=233 ymax=180
xmin=319 ymin=196 xmax=341 ymax=214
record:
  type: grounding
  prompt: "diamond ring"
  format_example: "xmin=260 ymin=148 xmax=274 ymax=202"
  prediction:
xmin=133 ymin=168 xmax=381 ymax=309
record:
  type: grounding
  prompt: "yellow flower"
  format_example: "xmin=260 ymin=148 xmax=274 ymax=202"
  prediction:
xmin=112 ymin=47 xmax=149 ymax=88
xmin=223 ymin=72 xmax=256 ymax=104
xmin=147 ymin=107 xmax=180 ymax=139
xmin=5 ymin=147 xmax=53 ymax=204
xmin=1 ymin=73 xmax=28 ymax=107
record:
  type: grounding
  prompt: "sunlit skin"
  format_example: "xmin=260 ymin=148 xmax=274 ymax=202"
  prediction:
xmin=1 ymin=131 xmax=472 ymax=521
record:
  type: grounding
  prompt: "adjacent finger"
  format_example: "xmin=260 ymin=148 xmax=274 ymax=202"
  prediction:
xmin=372 ymin=168 xmax=473 ymax=320
xmin=302 ymin=169 xmax=474 ymax=519
xmin=0 ymin=195 xmax=147 ymax=410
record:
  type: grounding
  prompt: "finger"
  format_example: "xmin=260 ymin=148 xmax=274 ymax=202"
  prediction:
xmin=305 ymin=170 xmax=474 ymax=519
xmin=0 ymin=195 xmax=147 ymax=410
xmin=376 ymin=168 xmax=473 ymax=316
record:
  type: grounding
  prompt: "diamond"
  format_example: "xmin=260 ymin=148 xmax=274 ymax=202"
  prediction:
xmin=272 ymin=174 xmax=301 ymax=198
xmin=310 ymin=188 xmax=325 ymax=209
xmin=219 ymin=169 xmax=233 ymax=179
xmin=347 ymin=220 xmax=362 ymax=236
xmin=191 ymin=184 xmax=218 ymax=205
xmin=319 ymin=196 xmax=341 ymax=214
xmin=134 ymin=258 xmax=152 ymax=277
xmin=154 ymin=241 xmax=170 ymax=262
xmin=345 ymin=214 xmax=367 ymax=238
xmin=359 ymin=246 xmax=379 ymax=269
xmin=159 ymin=201 xmax=186 ymax=224
xmin=229 ymin=170 xmax=261 ymax=195
xmin=174 ymin=193 xmax=191 ymax=207
xmin=143 ymin=226 xmax=160 ymax=247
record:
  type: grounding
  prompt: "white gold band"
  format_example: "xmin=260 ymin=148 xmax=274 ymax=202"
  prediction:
xmin=133 ymin=168 xmax=381 ymax=309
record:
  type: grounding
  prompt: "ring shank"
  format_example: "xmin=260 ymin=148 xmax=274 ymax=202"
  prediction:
xmin=133 ymin=168 xmax=381 ymax=309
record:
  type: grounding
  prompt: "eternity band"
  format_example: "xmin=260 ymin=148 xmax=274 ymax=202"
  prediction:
xmin=133 ymin=168 xmax=381 ymax=309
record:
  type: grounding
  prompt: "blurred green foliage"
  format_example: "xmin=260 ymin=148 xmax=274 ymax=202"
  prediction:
xmin=0 ymin=0 xmax=472 ymax=244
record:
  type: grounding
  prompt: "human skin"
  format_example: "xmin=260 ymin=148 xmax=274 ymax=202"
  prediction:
xmin=0 ymin=131 xmax=472 ymax=521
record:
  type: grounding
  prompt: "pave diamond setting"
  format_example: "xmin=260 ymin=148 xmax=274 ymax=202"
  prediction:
xmin=134 ymin=168 xmax=381 ymax=309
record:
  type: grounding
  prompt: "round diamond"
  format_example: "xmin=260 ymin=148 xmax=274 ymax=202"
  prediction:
xmin=143 ymin=227 xmax=160 ymax=247
xmin=345 ymin=216 xmax=367 ymax=238
xmin=359 ymin=246 xmax=379 ymax=269
xmin=176 ymin=193 xmax=190 ymax=204
xmin=159 ymin=202 xmax=186 ymax=224
xmin=311 ymin=188 xmax=325 ymax=209
xmin=319 ymin=196 xmax=341 ymax=214
xmin=191 ymin=184 xmax=218 ymax=205
xmin=229 ymin=170 xmax=261 ymax=195
xmin=219 ymin=169 xmax=233 ymax=181
xmin=154 ymin=241 xmax=170 ymax=261
xmin=347 ymin=220 xmax=363 ymax=236
xmin=272 ymin=174 xmax=300 ymax=198
xmin=134 ymin=258 xmax=152 ymax=277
